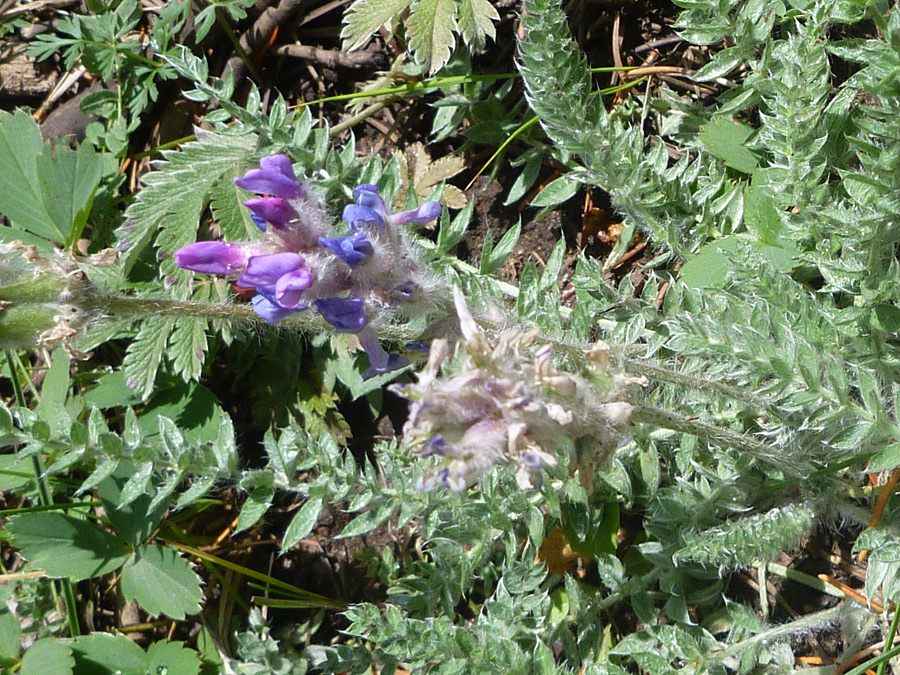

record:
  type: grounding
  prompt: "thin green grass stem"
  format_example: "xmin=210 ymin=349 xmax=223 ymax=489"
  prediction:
xmin=876 ymin=603 xmax=900 ymax=675
xmin=215 ymin=6 xmax=262 ymax=83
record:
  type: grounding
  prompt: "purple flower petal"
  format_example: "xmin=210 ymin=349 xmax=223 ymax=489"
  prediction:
xmin=175 ymin=241 xmax=248 ymax=275
xmin=318 ymin=234 xmax=374 ymax=268
xmin=315 ymin=297 xmax=368 ymax=333
xmin=237 ymin=252 xmax=306 ymax=294
xmin=234 ymin=154 xmax=305 ymax=199
xmin=249 ymin=212 xmax=267 ymax=232
xmin=259 ymin=154 xmax=295 ymax=178
xmin=274 ymin=267 xmax=314 ymax=308
xmin=358 ymin=327 xmax=409 ymax=378
xmin=251 ymin=294 xmax=296 ymax=324
xmin=391 ymin=201 xmax=442 ymax=226
xmin=342 ymin=204 xmax=385 ymax=230
xmin=354 ymin=184 xmax=384 ymax=209
xmin=243 ymin=197 xmax=297 ymax=229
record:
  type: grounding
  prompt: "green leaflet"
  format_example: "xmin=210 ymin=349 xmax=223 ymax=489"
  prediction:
xmin=407 ymin=0 xmax=458 ymax=74
xmin=341 ymin=0 xmax=415 ymax=52
xmin=120 ymin=544 xmax=203 ymax=620
xmin=457 ymin=0 xmax=498 ymax=50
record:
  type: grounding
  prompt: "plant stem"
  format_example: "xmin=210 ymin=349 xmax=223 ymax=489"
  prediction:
xmin=630 ymin=404 xmax=774 ymax=459
xmin=714 ymin=605 xmax=843 ymax=661
xmin=215 ymin=6 xmax=262 ymax=83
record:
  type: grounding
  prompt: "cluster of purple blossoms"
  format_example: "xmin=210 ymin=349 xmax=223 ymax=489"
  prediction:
xmin=174 ymin=154 xmax=443 ymax=377
xmin=391 ymin=289 xmax=643 ymax=492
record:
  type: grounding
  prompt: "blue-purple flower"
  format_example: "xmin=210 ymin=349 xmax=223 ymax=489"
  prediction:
xmin=314 ymin=297 xmax=368 ymax=333
xmin=317 ymin=234 xmax=373 ymax=269
xmin=175 ymin=153 xmax=446 ymax=376
xmin=234 ymin=154 xmax=306 ymax=199
xmin=175 ymin=241 xmax=249 ymax=275
xmin=343 ymin=184 xmax=441 ymax=232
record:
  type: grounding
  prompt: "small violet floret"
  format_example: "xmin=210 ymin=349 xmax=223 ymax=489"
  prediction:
xmin=314 ymin=297 xmax=368 ymax=333
xmin=243 ymin=197 xmax=296 ymax=230
xmin=317 ymin=234 xmax=373 ymax=269
xmin=175 ymin=241 xmax=248 ymax=275
xmin=238 ymin=253 xmax=312 ymax=309
xmin=234 ymin=154 xmax=306 ymax=199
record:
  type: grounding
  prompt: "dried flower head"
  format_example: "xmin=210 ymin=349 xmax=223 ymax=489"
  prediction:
xmin=392 ymin=288 xmax=642 ymax=492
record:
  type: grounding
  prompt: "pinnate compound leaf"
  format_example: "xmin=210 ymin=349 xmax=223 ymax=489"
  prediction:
xmin=341 ymin=0 xmax=414 ymax=51
xmin=69 ymin=634 xmax=199 ymax=675
xmin=120 ymin=545 xmax=203 ymax=619
xmin=457 ymin=0 xmax=498 ymax=50
xmin=7 ymin=512 xmax=129 ymax=581
xmin=407 ymin=0 xmax=457 ymax=74
xmin=22 ymin=639 xmax=74 ymax=675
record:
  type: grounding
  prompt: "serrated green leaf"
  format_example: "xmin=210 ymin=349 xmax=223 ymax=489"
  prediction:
xmin=0 ymin=111 xmax=61 ymax=246
xmin=36 ymin=139 xmax=107 ymax=249
xmin=680 ymin=249 xmax=729 ymax=288
xmin=341 ymin=0 xmax=414 ymax=51
xmin=146 ymin=641 xmax=200 ymax=675
xmin=22 ymin=639 xmax=74 ymax=675
xmin=208 ymin=172 xmax=260 ymax=241
xmin=122 ymin=316 xmax=175 ymax=400
xmin=69 ymin=633 xmax=146 ymax=674
xmin=120 ymin=131 xmax=256 ymax=275
xmin=407 ymin=0 xmax=457 ymax=74
xmin=7 ymin=512 xmax=129 ymax=581
xmin=282 ymin=496 xmax=324 ymax=550
xmin=169 ymin=316 xmax=208 ymax=383
xmin=69 ymin=634 xmax=199 ymax=675
xmin=140 ymin=381 xmax=226 ymax=445
xmin=530 ymin=174 xmax=579 ymax=207
xmin=457 ymin=0 xmax=498 ymax=50
xmin=236 ymin=485 xmax=275 ymax=533
xmin=121 ymin=545 xmax=202 ymax=619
